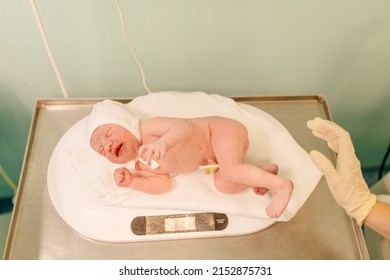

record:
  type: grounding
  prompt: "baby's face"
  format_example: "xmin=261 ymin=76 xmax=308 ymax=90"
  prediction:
xmin=90 ymin=124 xmax=139 ymax=164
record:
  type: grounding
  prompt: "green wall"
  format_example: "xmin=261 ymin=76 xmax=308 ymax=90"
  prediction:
xmin=1 ymin=0 xmax=389 ymax=197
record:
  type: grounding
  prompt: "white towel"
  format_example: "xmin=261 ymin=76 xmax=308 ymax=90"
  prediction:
xmin=69 ymin=92 xmax=322 ymax=221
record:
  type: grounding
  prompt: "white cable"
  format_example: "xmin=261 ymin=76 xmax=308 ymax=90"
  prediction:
xmin=114 ymin=0 xmax=152 ymax=94
xmin=0 ymin=165 xmax=17 ymax=192
xmin=30 ymin=0 xmax=69 ymax=98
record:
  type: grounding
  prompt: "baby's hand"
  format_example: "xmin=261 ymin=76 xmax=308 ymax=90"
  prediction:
xmin=114 ymin=167 xmax=132 ymax=187
xmin=138 ymin=141 xmax=166 ymax=166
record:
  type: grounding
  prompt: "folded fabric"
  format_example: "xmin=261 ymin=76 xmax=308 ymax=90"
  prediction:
xmin=69 ymin=92 xmax=322 ymax=221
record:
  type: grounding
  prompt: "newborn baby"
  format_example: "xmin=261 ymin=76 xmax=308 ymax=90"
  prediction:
xmin=86 ymin=100 xmax=293 ymax=218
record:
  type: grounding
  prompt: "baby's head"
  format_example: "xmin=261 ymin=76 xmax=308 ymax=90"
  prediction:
xmin=86 ymin=100 xmax=141 ymax=164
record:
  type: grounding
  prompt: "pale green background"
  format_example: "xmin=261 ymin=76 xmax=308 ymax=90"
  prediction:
xmin=0 ymin=0 xmax=389 ymax=198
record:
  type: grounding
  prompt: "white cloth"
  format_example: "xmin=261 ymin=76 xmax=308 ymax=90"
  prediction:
xmin=69 ymin=92 xmax=322 ymax=221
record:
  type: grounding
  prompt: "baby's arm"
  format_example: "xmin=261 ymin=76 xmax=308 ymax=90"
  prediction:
xmin=139 ymin=117 xmax=194 ymax=164
xmin=114 ymin=167 xmax=171 ymax=194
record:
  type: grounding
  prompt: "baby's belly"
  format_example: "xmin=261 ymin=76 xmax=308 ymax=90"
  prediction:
xmin=160 ymin=157 xmax=207 ymax=174
xmin=157 ymin=136 xmax=215 ymax=174
xmin=158 ymin=149 xmax=214 ymax=174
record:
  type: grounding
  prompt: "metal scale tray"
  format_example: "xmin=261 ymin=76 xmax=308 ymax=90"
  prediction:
xmin=4 ymin=95 xmax=368 ymax=259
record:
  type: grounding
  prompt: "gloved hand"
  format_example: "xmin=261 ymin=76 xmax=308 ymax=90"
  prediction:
xmin=307 ymin=117 xmax=377 ymax=225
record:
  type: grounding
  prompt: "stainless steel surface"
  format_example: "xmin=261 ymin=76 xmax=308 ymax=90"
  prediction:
xmin=4 ymin=95 xmax=368 ymax=259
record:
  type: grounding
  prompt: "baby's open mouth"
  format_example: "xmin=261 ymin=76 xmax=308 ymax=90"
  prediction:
xmin=115 ymin=143 xmax=123 ymax=157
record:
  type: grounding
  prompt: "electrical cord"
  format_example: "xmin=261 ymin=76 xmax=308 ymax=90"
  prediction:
xmin=0 ymin=197 xmax=13 ymax=213
xmin=0 ymin=166 xmax=17 ymax=192
xmin=30 ymin=0 xmax=69 ymax=98
xmin=0 ymin=166 xmax=16 ymax=213
xmin=30 ymin=0 xmax=152 ymax=97
xmin=114 ymin=0 xmax=152 ymax=94
xmin=378 ymin=139 xmax=390 ymax=180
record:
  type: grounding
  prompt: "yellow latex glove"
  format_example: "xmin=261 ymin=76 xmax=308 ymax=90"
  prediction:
xmin=307 ymin=117 xmax=376 ymax=226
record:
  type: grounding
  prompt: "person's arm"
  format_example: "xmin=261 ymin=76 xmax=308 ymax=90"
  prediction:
xmin=306 ymin=118 xmax=377 ymax=226
xmin=139 ymin=117 xmax=194 ymax=165
xmin=364 ymin=201 xmax=390 ymax=240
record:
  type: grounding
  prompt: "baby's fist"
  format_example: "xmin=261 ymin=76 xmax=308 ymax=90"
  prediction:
xmin=114 ymin=167 xmax=132 ymax=187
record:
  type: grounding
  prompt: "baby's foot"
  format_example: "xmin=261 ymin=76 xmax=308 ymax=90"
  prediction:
xmin=252 ymin=164 xmax=279 ymax=195
xmin=253 ymin=187 xmax=269 ymax=196
xmin=265 ymin=180 xmax=294 ymax=218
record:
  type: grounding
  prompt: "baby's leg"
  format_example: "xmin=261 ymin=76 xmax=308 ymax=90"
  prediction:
xmin=211 ymin=119 xmax=293 ymax=218
xmin=253 ymin=163 xmax=278 ymax=195
xmin=214 ymin=172 xmax=248 ymax=194
xmin=215 ymin=163 xmax=277 ymax=195
xmin=218 ymin=163 xmax=293 ymax=218
xmin=259 ymin=163 xmax=278 ymax=174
